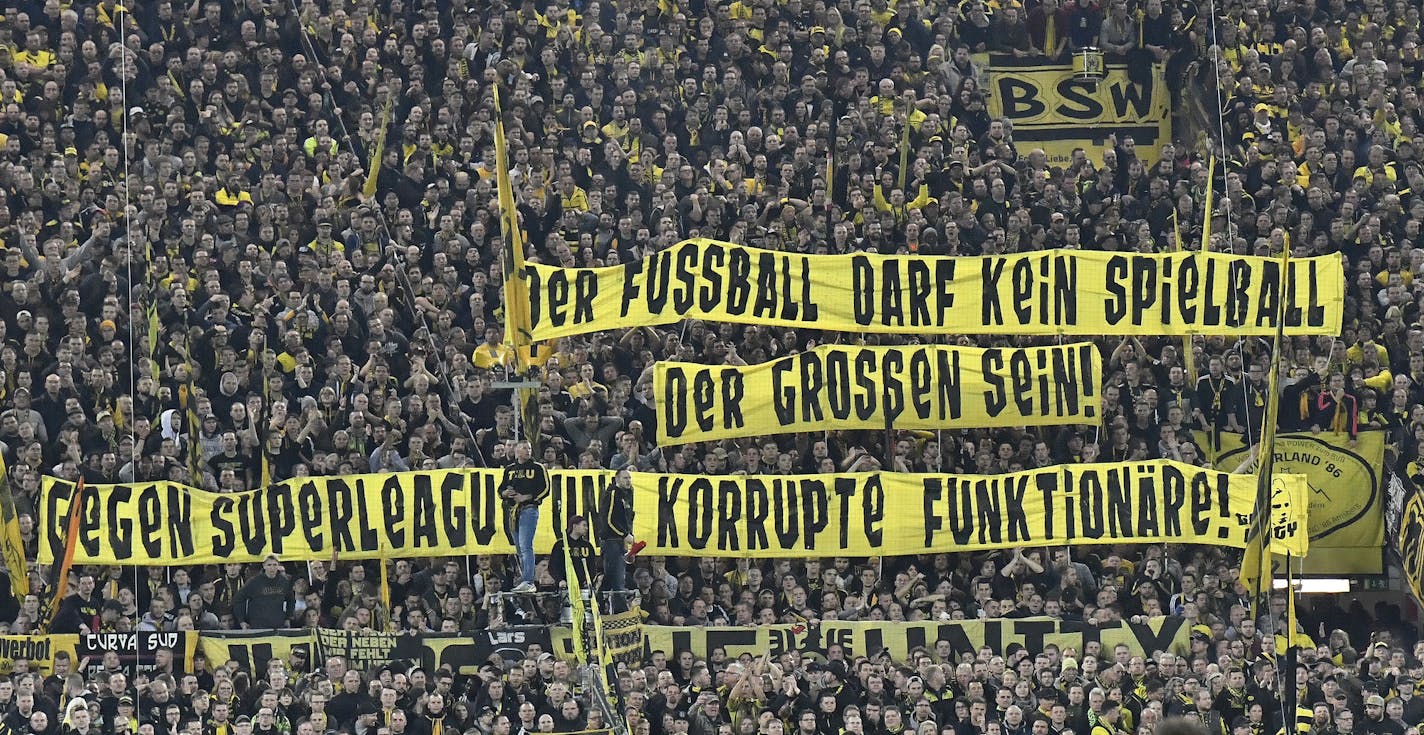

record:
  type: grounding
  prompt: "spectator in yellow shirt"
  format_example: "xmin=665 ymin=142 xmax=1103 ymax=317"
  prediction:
xmin=472 ymin=326 xmax=514 ymax=370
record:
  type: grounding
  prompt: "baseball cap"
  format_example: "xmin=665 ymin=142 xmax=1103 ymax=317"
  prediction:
xmin=1367 ymin=695 xmax=1386 ymax=707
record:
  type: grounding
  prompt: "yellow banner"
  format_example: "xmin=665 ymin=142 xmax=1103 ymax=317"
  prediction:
xmin=199 ymin=629 xmax=315 ymax=673
xmin=644 ymin=616 xmax=1190 ymax=663
xmin=654 ymin=343 xmax=1101 ymax=445
xmin=1204 ymin=431 xmax=1385 ymax=574
xmin=0 ymin=632 xmax=197 ymax=675
xmin=522 ymin=240 xmax=1343 ymax=341
xmin=634 ymin=462 xmax=1309 ymax=557
xmin=0 ymin=635 xmax=74 ymax=675
xmin=980 ymin=53 xmax=1171 ymax=166
xmin=39 ymin=471 xmax=608 ymax=566
xmin=42 ymin=463 xmax=1311 ymax=564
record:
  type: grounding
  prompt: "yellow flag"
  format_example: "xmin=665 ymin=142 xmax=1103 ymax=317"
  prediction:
xmin=1172 ymin=209 xmax=1195 ymax=383
xmin=362 ymin=91 xmax=393 ymax=198
xmin=1240 ymin=246 xmax=1290 ymax=609
xmin=146 ymin=301 xmax=161 ymax=384
xmin=493 ymin=87 xmax=533 ymax=372
xmin=0 ymin=450 xmax=28 ymax=596
xmin=1200 ymin=156 xmax=1215 ymax=252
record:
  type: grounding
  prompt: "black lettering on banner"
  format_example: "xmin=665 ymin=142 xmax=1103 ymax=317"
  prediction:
xmin=1189 ymin=472 xmax=1212 ymax=535
xmin=1107 ymin=466 xmax=1133 ymax=538
xmin=935 ymin=260 xmax=956 ymax=326
xmin=237 ymin=492 xmax=264 ymax=556
xmin=524 ymin=266 xmax=543 ymax=327
xmin=212 ymin=495 xmax=235 ymax=557
xmin=471 ymin=474 xmax=497 ymax=546
xmin=907 ymin=259 xmax=932 ymax=326
xmin=688 ymin=477 xmax=713 ymax=550
xmin=827 ymin=350 xmax=853 ymax=421
xmin=1306 ymin=260 xmax=1325 ymax=327
xmin=923 ymin=479 xmax=944 ymax=548
xmin=997 ymin=78 xmax=1046 ymax=119
xmin=1005 ymin=476 xmax=1030 ymax=542
xmin=573 ymin=271 xmax=596 ymax=324
xmin=727 ymin=247 xmax=751 ymax=315
xmin=862 ymin=476 xmax=884 ymax=547
xmin=752 ymin=252 xmax=778 ymax=320
xmin=412 ymin=474 xmax=438 ymax=548
xmin=746 ymin=480 xmax=769 ymax=550
xmin=102 ymin=485 xmax=130 ymax=562
xmin=1104 ymin=255 xmax=1128 ymax=325
xmin=356 ymin=476 xmax=379 ymax=550
xmin=442 ymin=474 xmax=468 ymax=548
xmin=980 ymin=620 xmax=1004 ymax=653
xmin=1012 ymin=259 xmax=1034 ymax=324
xmin=135 ymin=486 xmax=163 ymax=558
xmin=1202 ymin=257 xmax=1223 ymax=326
xmin=647 ymin=248 xmax=671 ymax=316
xmin=1137 ymin=469 xmax=1161 ymax=537
xmin=909 ymin=350 xmax=932 ymax=420
xmin=693 ymin=371 xmax=716 ymax=432
xmin=834 ymin=478 xmax=856 ymax=549
xmin=1056 ymin=80 xmax=1100 ymax=119
xmin=975 ymin=479 xmax=1003 ymax=545
xmin=880 ymin=259 xmax=905 ymax=326
xmin=546 ymin=270 xmax=570 ymax=327
xmin=802 ymin=480 xmax=829 ymax=550
xmin=1077 ymin=470 xmax=1104 ymax=539
xmin=937 ymin=349 xmax=962 ymax=421
xmin=1132 ymin=256 xmax=1156 ymax=327
xmin=852 ymin=256 xmax=874 ymax=326
xmin=948 ymin=479 xmax=973 ymax=545
xmin=698 ymin=242 xmax=725 ymax=312
xmin=717 ymin=480 xmax=741 ymax=551
xmin=657 ymin=477 xmax=679 ymax=548
xmin=385 ymin=478 xmax=406 ymax=548
xmin=983 ymin=350 xmax=1007 ymax=417
xmin=674 ymin=243 xmax=697 ymax=314
xmin=664 ymin=367 xmax=688 ymax=439
xmin=1161 ymin=465 xmax=1185 ymax=537
xmin=772 ymin=360 xmax=794 ymax=426
xmin=854 ymin=351 xmax=877 ymax=418
xmin=1176 ymin=256 xmax=1199 ymax=324
xmin=76 ymin=486 xmax=98 ymax=559
xmin=982 ymin=259 xmax=1006 ymax=326
xmin=328 ymin=479 xmax=355 ymax=551
xmin=798 ymin=352 xmax=825 ymax=424
xmin=1128 ymin=617 xmax=1185 ymax=653
xmin=299 ymin=481 xmax=324 ymax=552
xmin=775 ymin=480 xmax=800 ymax=549
xmin=722 ymin=372 xmax=745 ymax=431
xmin=1037 ymin=471 xmax=1058 ymax=541
xmin=882 ymin=350 xmax=905 ymax=423
xmin=1110 ymin=80 xmax=1153 ymax=118
xmin=1226 ymin=259 xmax=1251 ymax=327
xmin=267 ymin=485 xmax=295 ymax=556
xmin=619 ymin=257 xmax=645 ymax=318
xmin=1013 ymin=618 xmax=1058 ymax=655
xmin=1257 ymin=259 xmax=1281 ymax=328
xmin=1009 ymin=349 xmax=1033 ymax=416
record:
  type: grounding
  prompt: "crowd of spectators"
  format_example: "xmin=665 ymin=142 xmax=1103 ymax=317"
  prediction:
xmin=0 ymin=2 xmax=1419 ymax=735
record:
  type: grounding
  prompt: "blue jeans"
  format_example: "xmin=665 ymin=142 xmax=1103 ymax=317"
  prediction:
xmin=602 ymin=542 xmax=627 ymax=588
xmin=516 ymin=506 xmax=539 ymax=584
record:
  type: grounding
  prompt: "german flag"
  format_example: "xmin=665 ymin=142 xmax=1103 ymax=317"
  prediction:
xmin=44 ymin=478 xmax=85 ymax=628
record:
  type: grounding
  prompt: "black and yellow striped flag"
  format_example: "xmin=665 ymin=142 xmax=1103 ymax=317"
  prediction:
xmin=1240 ymin=247 xmax=1291 ymax=610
